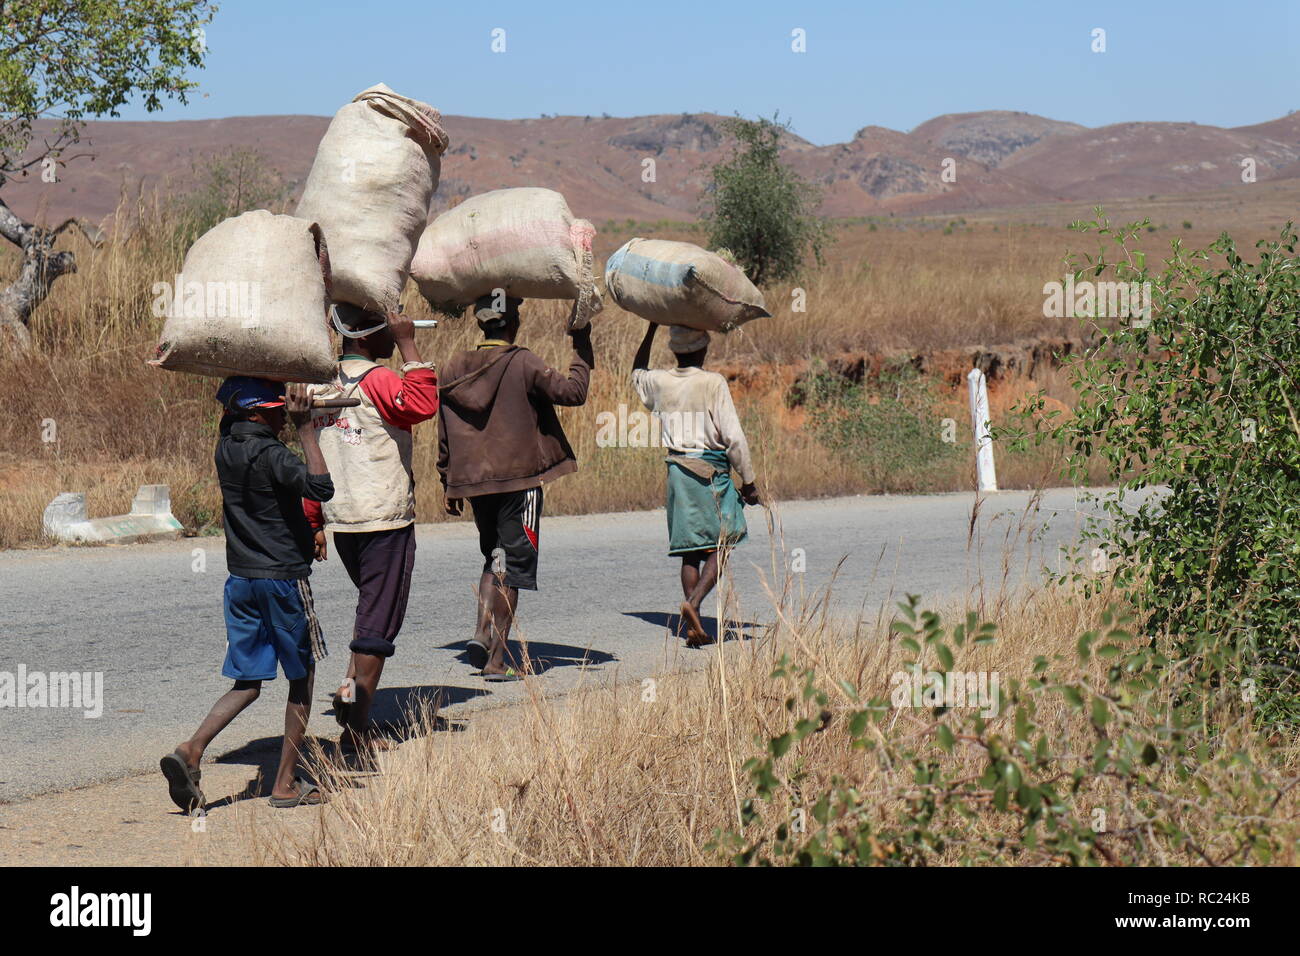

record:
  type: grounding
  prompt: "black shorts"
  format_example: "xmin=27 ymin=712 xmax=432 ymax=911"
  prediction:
xmin=470 ymin=487 xmax=542 ymax=590
xmin=333 ymin=524 xmax=416 ymax=658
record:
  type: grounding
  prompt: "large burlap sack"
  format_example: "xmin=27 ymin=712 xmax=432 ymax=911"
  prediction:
xmin=296 ymin=83 xmax=449 ymax=313
xmin=604 ymin=238 xmax=769 ymax=332
xmin=411 ymin=187 xmax=603 ymax=329
xmin=149 ymin=210 xmax=336 ymax=383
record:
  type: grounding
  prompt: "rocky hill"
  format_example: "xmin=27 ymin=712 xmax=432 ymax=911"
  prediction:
xmin=4 ymin=107 xmax=1298 ymax=228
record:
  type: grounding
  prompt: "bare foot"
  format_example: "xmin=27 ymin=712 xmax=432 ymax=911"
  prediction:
xmin=335 ymin=678 xmax=356 ymax=704
xmin=680 ymin=601 xmax=713 ymax=647
xmin=333 ymin=678 xmax=356 ymax=728
xmin=173 ymin=740 xmax=200 ymax=770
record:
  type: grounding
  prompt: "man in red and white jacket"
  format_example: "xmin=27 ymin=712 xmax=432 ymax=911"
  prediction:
xmin=305 ymin=305 xmax=438 ymax=757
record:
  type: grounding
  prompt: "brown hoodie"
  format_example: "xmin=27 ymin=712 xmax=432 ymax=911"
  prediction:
xmin=437 ymin=340 xmax=592 ymax=498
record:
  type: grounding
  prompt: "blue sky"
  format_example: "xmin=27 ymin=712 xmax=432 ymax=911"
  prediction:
xmin=116 ymin=0 xmax=1299 ymax=145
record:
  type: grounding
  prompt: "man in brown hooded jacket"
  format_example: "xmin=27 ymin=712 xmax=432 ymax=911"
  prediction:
xmin=437 ymin=293 xmax=593 ymax=679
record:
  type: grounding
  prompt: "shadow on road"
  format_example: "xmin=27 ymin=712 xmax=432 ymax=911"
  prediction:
xmin=185 ymin=684 xmax=485 ymax=812
xmin=514 ymin=639 xmax=617 ymax=672
xmin=437 ymin=638 xmax=616 ymax=675
xmin=363 ymin=684 xmax=487 ymax=730
xmin=622 ymin=610 xmax=765 ymax=645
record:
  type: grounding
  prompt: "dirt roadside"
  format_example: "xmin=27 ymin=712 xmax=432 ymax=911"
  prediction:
xmin=0 ymin=742 xmax=335 ymax=866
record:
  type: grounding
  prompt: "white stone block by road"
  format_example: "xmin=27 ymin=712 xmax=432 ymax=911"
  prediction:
xmin=42 ymin=484 xmax=184 ymax=544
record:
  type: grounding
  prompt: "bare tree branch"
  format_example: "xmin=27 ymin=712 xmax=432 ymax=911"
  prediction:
xmin=0 ymin=193 xmax=80 ymax=349
xmin=51 ymin=217 xmax=105 ymax=247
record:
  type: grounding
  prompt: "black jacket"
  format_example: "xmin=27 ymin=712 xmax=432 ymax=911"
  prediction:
xmin=216 ymin=419 xmax=334 ymax=579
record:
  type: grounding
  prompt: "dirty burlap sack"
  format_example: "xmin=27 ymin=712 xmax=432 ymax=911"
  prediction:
xmin=603 ymin=238 xmax=769 ymax=332
xmin=149 ymin=210 xmax=335 ymax=382
xmin=297 ymin=83 xmax=450 ymax=313
xmin=411 ymin=187 xmax=603 ymax=330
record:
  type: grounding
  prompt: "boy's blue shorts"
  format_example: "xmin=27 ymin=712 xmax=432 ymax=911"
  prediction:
xmin=222 ymin=576 xmax=320 ymax=681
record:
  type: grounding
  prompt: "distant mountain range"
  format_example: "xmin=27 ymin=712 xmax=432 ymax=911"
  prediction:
xmin=5 ymin=108 xmax=1299 ymax=227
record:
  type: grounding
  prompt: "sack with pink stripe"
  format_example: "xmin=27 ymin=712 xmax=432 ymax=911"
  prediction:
xmin=410 ymin=187 xmax=603 ymax=329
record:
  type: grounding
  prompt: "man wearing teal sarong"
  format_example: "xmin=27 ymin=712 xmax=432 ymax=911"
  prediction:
xmin=632 ymin=321 xmax=761 ymax=646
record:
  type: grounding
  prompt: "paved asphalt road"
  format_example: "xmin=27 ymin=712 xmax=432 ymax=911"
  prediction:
xmin=0 ymin=489 xmax=1133 ymax=803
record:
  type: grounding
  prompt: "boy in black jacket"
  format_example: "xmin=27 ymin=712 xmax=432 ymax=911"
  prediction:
xmin=160 ymin=377 xmax=334 ymax=812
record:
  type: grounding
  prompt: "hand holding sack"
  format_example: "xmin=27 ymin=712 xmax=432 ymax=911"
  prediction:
xmin=604 ymin=238 xmax=769 ymax=332
xmin=411 ymin=187 xmax=603 ymax=330
xmin=148 ymin=210 xmax=336 ymax=383
xmin=296 ymin=83 xmax=450 ymax=314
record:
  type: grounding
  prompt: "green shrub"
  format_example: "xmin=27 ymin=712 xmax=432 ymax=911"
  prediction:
xmin=799 ymin=359 xmax=956 ymax=491
xmin=702 ymin=115 xmax=830 ymax=286
xmin=712 ymin=596 xmax=1290 ymax=866
xmin=1012 ymin=214 xmax=1300 ymax=728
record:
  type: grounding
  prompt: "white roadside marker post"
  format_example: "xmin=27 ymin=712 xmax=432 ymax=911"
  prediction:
xmin=967 ymin=368 xmax=998 ymax=493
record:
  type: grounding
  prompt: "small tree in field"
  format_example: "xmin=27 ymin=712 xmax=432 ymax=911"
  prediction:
xmin=0 ymin=0 xmax=214 ymax=348
xmin=172 ymin=147 xmax=287 ymax=247
xmin=702 ymin=115 xmax=830 ymax=287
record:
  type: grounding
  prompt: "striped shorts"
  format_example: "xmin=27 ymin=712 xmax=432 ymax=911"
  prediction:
xmin=470 ymin=486 xmax=543 ymax=591
xmin=221 ymin=575 xmax=327 ymax=682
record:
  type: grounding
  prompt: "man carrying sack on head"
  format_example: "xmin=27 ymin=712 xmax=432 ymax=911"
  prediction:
xmin=305 ymin=303 xmax=439 ymax=759
xmin=632 ymin=322 xmax=760 ymax=647
xmin=437 ymin=292 xmax=593 ymax=681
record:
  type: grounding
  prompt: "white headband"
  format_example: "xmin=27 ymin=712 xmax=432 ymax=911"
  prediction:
xmin=330 ymin=303 xmax=388 ymax=339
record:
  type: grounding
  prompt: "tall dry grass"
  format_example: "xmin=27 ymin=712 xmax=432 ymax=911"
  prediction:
xmin=0 ymin=199 xmax=1101 ymax=549
xmin=243 ymin=567 xmax=1300 ymax=866
xmin=598 ymin=220 xmax=1081 ymax=361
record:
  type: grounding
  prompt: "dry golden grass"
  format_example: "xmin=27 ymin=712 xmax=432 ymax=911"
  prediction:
xmin=242 ymin=570 xmax=1300 ymax=866
xmin=1 ymin=186 xmax=1290 ymax=547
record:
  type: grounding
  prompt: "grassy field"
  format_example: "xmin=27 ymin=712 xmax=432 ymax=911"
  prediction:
xmin=1 ymin=180 xmax=1296 ymax=548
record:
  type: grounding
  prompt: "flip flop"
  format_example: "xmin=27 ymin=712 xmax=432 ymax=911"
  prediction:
xmin=465 ymin=639 xmax=489 ymax=670
xmin=159 ymin=751 xmax=205 ymax=812
xmin=481 ymin=667 xmax=523 ymax=682
xmin=268 ymin=778 xmax=324 ymax=808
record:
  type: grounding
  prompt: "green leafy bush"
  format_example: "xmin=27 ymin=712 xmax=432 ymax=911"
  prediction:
xmin=799 ymin=359 xmax=956 ymax=491
xmin=1012 ymin=215 xmax=1300 ymax=728
xmin=712 ymin=596 xmax=1290 ymax=866
xmin=701 ymin=115 xmax=830 ymax=286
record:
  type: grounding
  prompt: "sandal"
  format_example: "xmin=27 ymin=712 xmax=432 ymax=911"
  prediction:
xmin=268 ymin=778 xmax=324 ymax=808
xmin=159 ymin=751 xmax=205 ymax=812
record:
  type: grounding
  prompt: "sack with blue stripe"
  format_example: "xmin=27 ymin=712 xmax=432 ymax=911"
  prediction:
xmin=604 ymin=238 xmax=769 ymax=332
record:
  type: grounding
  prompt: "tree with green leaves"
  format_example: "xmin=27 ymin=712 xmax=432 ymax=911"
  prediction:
xmin=702 ymin=115 xmax=830 ymax=287
xmin=1013 ymin=213 xmax=1300 ymax=727
xmin=0 ymin=0 xmax=214 ymax=347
